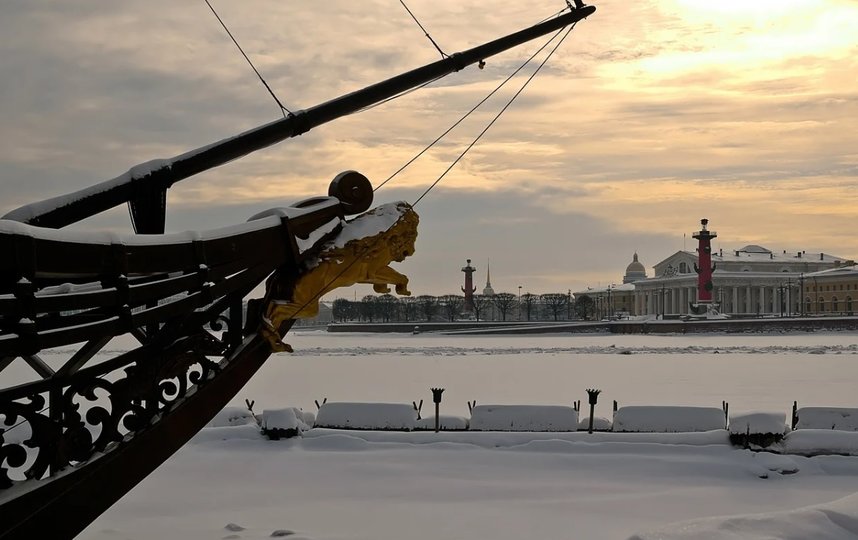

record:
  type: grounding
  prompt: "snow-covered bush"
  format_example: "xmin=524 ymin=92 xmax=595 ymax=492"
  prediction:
xmin=314 ymin=402 xmax=417 ymax=430
xmin=795 ymin=407 xmax=858 ymax=431
xmin=728 ymin=411 xmax=788 ymax=448
xmin=262 ymin=408 xmax=312 ymax=439
xmin=613 ymin=406 xmax=726 ymax=433
xmin=577 ymin=416 xmax=612 ymax=431
xmin=469 ymin=405 xmax=579 ymax=432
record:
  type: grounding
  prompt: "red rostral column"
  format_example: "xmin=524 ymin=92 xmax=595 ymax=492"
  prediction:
xmin=692 ymin=218 xmax=717 ymax=303
xmin=461 ymin=259 xmax=476 ymax=311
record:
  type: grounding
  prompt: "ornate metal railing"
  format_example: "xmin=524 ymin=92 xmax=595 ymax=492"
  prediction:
xmin=0 ymin=173 xmax=372 ymax=538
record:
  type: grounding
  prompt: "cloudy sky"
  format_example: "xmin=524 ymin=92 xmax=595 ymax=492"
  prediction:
xmin=1 ymin=0 xmax=856 ymax=298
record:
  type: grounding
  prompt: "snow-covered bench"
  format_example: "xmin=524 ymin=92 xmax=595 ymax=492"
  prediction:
xmin=314 ymin=402 xmax=417 ymax=431
xmin=728 ymin=411 xmax=788 ymax=448
xmin=613 ymin=406 xmax=726 ymax=433
xmin=795 ymin=407 xmax=858 ymax=431
xmin=469 ymin=405 xmax=579 ymax=432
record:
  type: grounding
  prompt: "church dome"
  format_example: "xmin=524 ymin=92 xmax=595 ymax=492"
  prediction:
xmin=623 ymin=253 xmax=647 ymax=283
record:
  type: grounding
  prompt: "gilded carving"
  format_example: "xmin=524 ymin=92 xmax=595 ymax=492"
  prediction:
xmin=260 ymin=202 xmax=418 ymax=352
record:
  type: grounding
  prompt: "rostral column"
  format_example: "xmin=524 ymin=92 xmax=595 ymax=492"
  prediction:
xmin=461 ymin=259 xmax=476 ymax=311
xmin=692 ymin=218 xmax=717 ymax=304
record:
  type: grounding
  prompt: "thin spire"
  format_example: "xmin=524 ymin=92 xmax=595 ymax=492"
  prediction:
xmin=482 ymin=259 xmax=495 ymax=295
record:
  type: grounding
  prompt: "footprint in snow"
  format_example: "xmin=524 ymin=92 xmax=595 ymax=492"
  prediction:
xmin=271 ymin=531 xmax=296 ymax=537
xmin=225 ymin=523 xmax=246 ymax=532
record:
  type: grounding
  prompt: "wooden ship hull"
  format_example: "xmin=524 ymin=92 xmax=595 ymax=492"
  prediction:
xmin=0 ymin=6 xmax=595 ymax=538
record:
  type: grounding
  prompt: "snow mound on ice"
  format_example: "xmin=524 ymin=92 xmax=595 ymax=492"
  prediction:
xmin=414 ymin=415 xmax=469 ymax=431
xmin=263 ymin=408 xmax=311 ymax=433
xmin=629 ymin=492 xmax=858 ymax=540
xmin=314 ymin=402 xmax=417 ymax=430
xmin=577 ymin=416 xmax=612 ymax=431
xmin=729 ymin=411 xmax=787 ymax=434
xmin=208 ymin=406 xmax=256 ymax=427
xmin=469 ymin=405 xmax=578 ymax=432
xmin=782 ymin=430 xmax=858 ymax=456
xmin=614 ymin=406 xmax=726 ymax=433
xmin=796 ymin=407 xmax=858 ymax=431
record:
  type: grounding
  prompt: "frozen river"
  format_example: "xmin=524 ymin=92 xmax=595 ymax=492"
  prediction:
xmin=238 ymin=330 xmax=858 ymax=419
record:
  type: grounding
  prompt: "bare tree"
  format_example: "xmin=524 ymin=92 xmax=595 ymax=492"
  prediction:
xmin=359 ymin=295 xmax=379 ymax=322
xmin=521 ymin=293 xmax=538 ymax=321
xmin=400 ymin=296 xmax=419 ymax=322
xmin=541 ymin=293 xmax=569 ymax=321
xmin=377 ymin=294 xmax=399 ymax=322
xmin=416 ymin=295 xmax=439 ymax=321
xmin=332 ymin=298 xmax=357 ymax=322
xmin=492 ymin=292 xmax=517 ymax=321
xmin=471 ymin=294 xmax=491 ymax=321
xmin=440 ymin=294 xmax=464 ymax=321
xmin=574 ymin=294 xmax=595 ymax=320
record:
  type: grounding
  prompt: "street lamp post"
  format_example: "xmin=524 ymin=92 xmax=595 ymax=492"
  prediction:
xmin=518 ymin=285 xmax=522 ymax=321
xmin=786 ymin=278 xmax=792 ymax=317
xmin=608 ymin=283 xmax=616 ymax=320
xmin=567 ymin=289 xmax=572 ymax=320
xmin=799 ymin=273 xmax=805 ymax=316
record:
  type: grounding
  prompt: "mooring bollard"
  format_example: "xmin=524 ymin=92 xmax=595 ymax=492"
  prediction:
xmin=586 ymin=388 xmax=601 ymax=434
xmin=431 ymin=387 xmax=445 ymax=432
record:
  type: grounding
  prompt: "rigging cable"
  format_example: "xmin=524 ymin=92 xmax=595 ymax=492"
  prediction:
xmin=398 ymin=0 xmax=447 ymax=58
xmin=361 ymin=7 xmax=568 ymax=120
xmin=373 ymin=26 xmax=566 ymax=193
xmin=265 ymin=20 xmax=580 ymax=324
xmin=412 ymin=22 xmax=577 ymax=207
xmin=203 ymin=0 xmax=293 ymax=117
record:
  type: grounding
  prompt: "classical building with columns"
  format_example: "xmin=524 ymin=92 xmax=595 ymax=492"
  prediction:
xmin=635 ymin=245 xmax=851 ymax=317
xmin=572 ymin=254 xmax=645 ymax=319
xmin=575 ymin=218 xmax=856 ymax=318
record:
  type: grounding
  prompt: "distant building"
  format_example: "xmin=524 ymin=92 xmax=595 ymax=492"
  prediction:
xmin=803 ymin=264 xmax=858 ymax=314
xmin=623 ymin=253 xmax=647 ymax=284
xmin=483 ymin=261 xmax=495 ymax=296
xmin=635 ymin=243 xmax=848 ymax=317
xmin=576 ymin=220 xmax=855 ymax=318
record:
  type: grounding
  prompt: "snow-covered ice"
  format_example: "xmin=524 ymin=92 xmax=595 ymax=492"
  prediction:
xmin=33 ymin=330 xmax=858 ymax=540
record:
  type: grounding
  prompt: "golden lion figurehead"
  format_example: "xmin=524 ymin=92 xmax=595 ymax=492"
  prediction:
xmin=260 ymin=202 xmax=418 ymax=351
